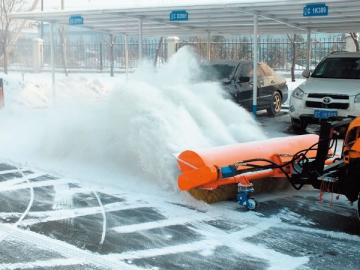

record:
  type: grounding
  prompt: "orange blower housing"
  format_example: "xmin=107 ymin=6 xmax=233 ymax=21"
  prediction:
xmin=343 ymin=116 xmax=360 ymax=162
xmin=176 ymin=134 xmax=332 ymax=191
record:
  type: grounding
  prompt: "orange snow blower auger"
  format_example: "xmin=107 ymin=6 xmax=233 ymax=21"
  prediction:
xmin=177 ymin=116 xmax=360 ymax=219
xmin=177 ymin=134 xmax=328 ymax=209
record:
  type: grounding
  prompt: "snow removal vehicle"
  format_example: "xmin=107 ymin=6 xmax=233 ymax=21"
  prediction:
xmin=176 ymin=116 xmax=360 ymax=220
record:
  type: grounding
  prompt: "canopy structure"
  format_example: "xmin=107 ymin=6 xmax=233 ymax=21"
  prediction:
xmin=9 ymin=0 xmax=360 ymax=117
xmin=10 ymin=0 xmax=360 ymax=36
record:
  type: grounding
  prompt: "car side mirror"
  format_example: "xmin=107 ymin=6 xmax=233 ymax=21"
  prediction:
xmin=238 ymin=76 xmax=250 ymax=83
xmin=302 ymin=69 xmax=311 ymax=78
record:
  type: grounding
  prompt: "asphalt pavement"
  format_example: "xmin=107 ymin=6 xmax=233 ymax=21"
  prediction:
xmin=0 ymin=110 xmax=359 ymax=270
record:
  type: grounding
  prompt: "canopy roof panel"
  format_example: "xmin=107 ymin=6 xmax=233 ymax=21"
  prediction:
xmin=10 ymin=0 xmax=360 ymax=36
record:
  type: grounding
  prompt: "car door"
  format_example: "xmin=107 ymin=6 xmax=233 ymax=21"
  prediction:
xmin=233 ymin=62 xmax=266 ymax=110
xmin=257 ymin=63 xmax=275 ymax=108
xmin=233 ymin=62 xmax=253 ymax=110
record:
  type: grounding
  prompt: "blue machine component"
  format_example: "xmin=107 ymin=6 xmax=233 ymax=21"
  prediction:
xmin=237 ymin=192 xmax=249 ymax=206
xmin=220 ymin=166 xmax=258 ymax=210
xmin=237 ymin=183 xmax=257 ymax=210
xmin=220 ymin=165 xmax=237 ymax=178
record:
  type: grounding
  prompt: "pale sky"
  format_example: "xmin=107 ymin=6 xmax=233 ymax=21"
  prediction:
xmin=32 ymin=0 xmax=228 ymax=11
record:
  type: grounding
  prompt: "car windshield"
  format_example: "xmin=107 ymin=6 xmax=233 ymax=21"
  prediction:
xmin=199 ymin=63 xmax=237 ymax=81
xmin=311 ymin=57 xmax=360 ymax=79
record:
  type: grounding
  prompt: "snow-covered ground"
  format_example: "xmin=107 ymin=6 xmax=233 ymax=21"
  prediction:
xmin=2 ymin=48 xmax=358 ymax=270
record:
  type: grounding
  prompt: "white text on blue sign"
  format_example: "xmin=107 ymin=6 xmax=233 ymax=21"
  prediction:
xmin=170 ymin=11 xmax=188 ymax=21
xmin=69 ymin=16 xmax=84 ymax=25
xmin=303 ymin=4 xmax=328 ymax=17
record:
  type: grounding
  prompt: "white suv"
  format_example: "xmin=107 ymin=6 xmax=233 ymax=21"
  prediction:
xmin=289 ymin=51 xmax=360 ymax=131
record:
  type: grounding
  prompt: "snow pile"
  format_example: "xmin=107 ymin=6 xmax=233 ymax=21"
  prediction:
xmin=2 ymin=75 xmax=111 ymax=110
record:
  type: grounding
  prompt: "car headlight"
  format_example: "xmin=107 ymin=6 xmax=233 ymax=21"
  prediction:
xmin=292 ymin=87 xmax=304 ymax=100
xmin=355 ymin=94 xmax=360 ymax=103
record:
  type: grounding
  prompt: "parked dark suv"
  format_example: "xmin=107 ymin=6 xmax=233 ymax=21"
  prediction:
xmin=199 ymin=60 xmax=288 ymax=116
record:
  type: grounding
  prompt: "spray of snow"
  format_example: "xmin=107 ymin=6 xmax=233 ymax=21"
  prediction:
xmin=0 ymin=46 xmax=265 ymax=202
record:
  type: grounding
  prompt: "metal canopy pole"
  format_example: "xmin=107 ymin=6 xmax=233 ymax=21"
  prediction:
xmin=50 ymin=23 xmax=56 ymax=106
xmin=307 ymin=29 xmax=311 ymax=72
xmin=125 ymin=34 xmax=129 ymax=80
xmin=252 ymin=14 xmax=258 ymax=119
xmin=110 ymin=34 xmax=115 ymax=77
xmin=139 ymin=19 xmax=143 ymax=63
xmin=207 ymin=32 xmax=211 ymax=61
xmin=40 ymin=0 xmax=43 ymax=39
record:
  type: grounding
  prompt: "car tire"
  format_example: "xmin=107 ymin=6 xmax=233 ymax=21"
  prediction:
xmin=266 ymin=91 xmax=282 ymax=116
xmin=291 ymin=118 xmax=308 ymax=132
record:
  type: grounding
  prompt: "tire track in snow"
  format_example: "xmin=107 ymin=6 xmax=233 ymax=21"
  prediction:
xmin=16 ymin=202 xmax=149 ymax=227
xmin=0 ymin=258 xmax=86 ymax=270
xmin=190 ymin=216 xmax=309 ymax=269
xmin=0 ymin=178 xmax=79 ymax=191
xmin=0 ymin=172 xmax=47 ymax=189
xmin=102 ymin=239 xmax=222 ymax=261
xmin=0 ymin=224 xmax=140 ymax=270
xmin=0 ymin=169 xmax=24 ymax=175
xmin=111 ymin=215 xmax=216 ymax=233
xmin=0 ymin=167 xmax=35 ymax=242
xmin=93 ymin=190 xmax=106 ymax=246
xmin=281 ymin=223 xmax=360 ymax=242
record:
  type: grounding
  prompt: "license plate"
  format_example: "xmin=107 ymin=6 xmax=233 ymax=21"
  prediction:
xmin=314 ymin=109 xmax=338 ymax=119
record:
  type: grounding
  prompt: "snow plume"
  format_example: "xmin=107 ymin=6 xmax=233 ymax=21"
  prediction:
xmin=0 ymin=47 xmax=266 ymax=196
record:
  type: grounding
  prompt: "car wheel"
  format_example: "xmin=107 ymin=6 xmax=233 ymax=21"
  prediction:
xmin=291 ymin=118 xmax=308 ymax=132
xmin=266 ymin=91 xmax=282 ymax=116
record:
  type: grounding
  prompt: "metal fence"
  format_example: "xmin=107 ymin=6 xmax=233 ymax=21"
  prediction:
xmin=6 ymin=37 xmax=346 ymax=71
xmin=177 ymin=38 xmax=346 ymax=70
xmin=7 ymin=40 xmax=168 ymax=71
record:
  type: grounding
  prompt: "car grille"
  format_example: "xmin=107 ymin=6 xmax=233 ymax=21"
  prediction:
xmin=305 ymin=93 xmax=350 ymax=109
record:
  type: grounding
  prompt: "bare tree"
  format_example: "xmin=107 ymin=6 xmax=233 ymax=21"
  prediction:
xmin=0 ymin=0 xmax=39 ymax=74
xmin=286 ymin=34 xmax=306 ymax=82
xmin=154 ymin=36 xmax=163 ymax=67
xmin=349 ymin=32 xmax=359 ymax=52
xmin=287 ymin=34 xmax=296 ymax=82
xmin=108 ymin=34 xmax=116 ymax=77
xmin=59 ymin=0 xmax=68 ymax=76
xmin=58 ymin=26 xmax=68 ymax=76
xmin=0 ymin=0 xmax=23 ymax=74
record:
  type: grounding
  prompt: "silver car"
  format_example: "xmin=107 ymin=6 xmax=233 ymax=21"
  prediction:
xmin=289 ymin=51 xmax=360 ymax=131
